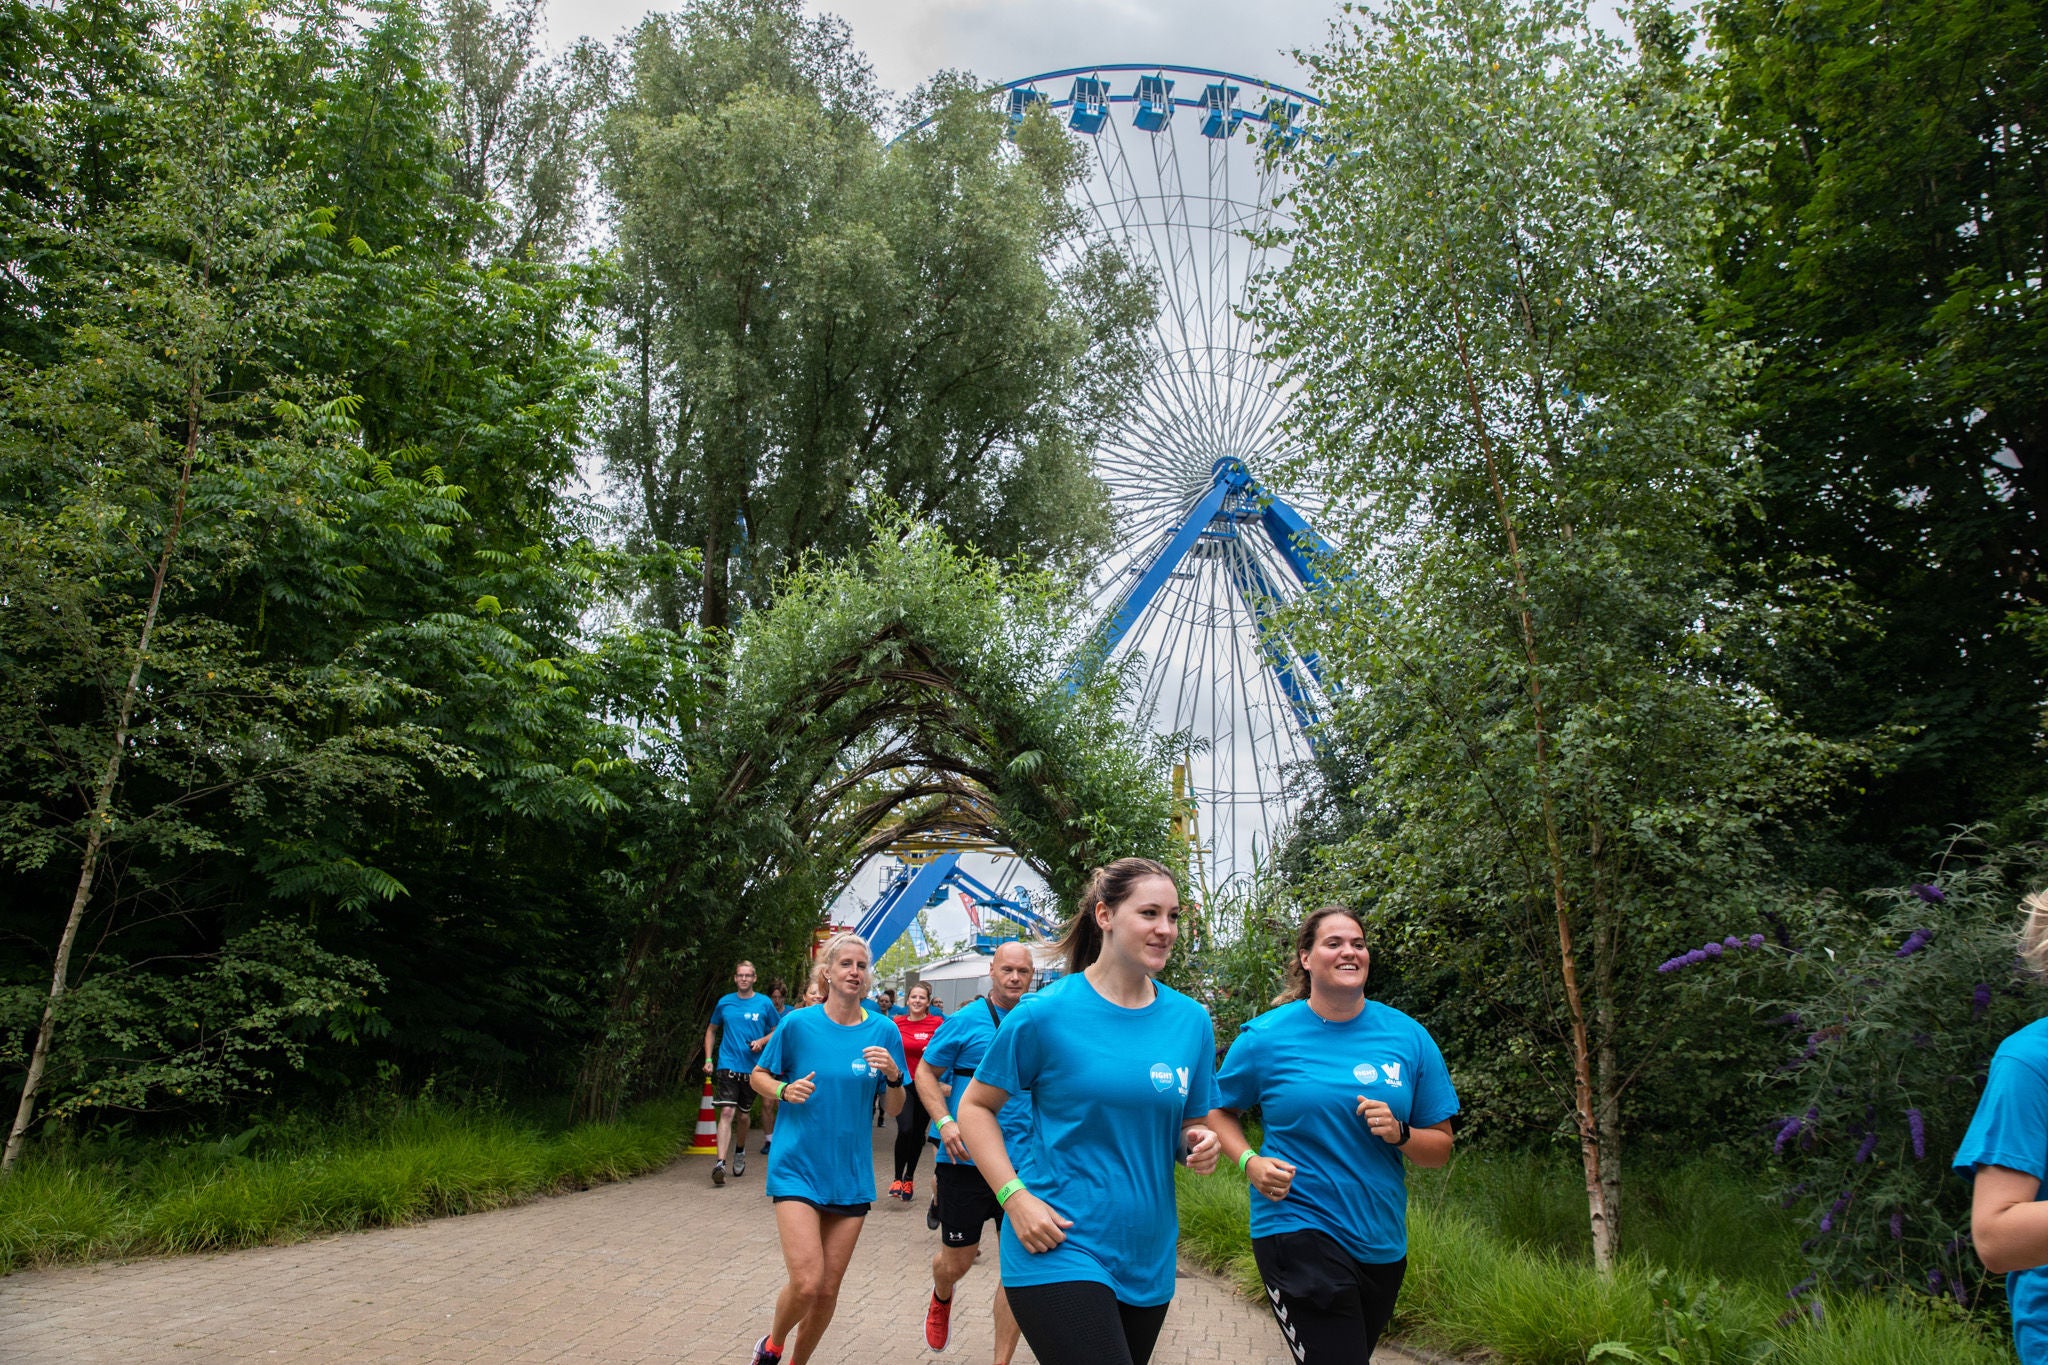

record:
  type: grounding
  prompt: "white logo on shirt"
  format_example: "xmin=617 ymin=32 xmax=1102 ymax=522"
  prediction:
xmin=851 ymin=1057 xmax=873 ymax=1075
xmin=1353 ymin=1062 xmax=1379 ymax=1086
xmin=1149 ymin=1062 xmax=1177 ymax=1093
xmin=1382 ymin=1062 xmax=1403 ymax=1087
xmin=1176 ymin=1066 xmax=1191 ymax=1097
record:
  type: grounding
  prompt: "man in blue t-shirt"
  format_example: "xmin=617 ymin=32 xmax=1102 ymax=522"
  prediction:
xmin=911 ymin=943 xmax=1037 ymax=1356
xmin=1956 ymin=1015 xmax=2048 ymax=1362
xmin=702 ymin=960 xmax=776 ymax=1187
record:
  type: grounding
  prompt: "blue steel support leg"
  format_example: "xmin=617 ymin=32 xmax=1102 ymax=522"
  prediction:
xmin=1224 ymin=545 xmax=1323 ymax=736
xmin=857 ymin=853 xmax=962 ymax=961
xmin=1063 ymin=474 xmax=1238 ymax=690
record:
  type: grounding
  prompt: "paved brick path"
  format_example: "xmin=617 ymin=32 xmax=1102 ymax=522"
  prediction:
xmin=0 ymin=1128 xmax=1429 ymax=1364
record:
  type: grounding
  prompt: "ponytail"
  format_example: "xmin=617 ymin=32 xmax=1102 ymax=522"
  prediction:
xmin=1053 ymin=857 xmax=1176 ymax=975
xmin=2021 ymin=891 xmax=2048 ymax=981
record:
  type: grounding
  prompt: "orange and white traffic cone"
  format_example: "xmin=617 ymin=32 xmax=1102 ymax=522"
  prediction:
xmin=686 ymin=1073 xmax=719 ymax=1156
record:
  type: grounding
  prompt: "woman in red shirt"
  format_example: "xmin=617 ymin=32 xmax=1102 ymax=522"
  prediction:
xmin=891 ymin=984 xmax=944 ymax=1201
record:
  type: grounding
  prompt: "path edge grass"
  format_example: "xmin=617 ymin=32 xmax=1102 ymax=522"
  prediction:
xmin=0 ymin=1099 xmax=696 ymax=1275
xmin=1175 ymin=1165 xmax=2008 ymax=1365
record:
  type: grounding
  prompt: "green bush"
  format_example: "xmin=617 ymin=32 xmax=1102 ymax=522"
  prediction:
xmin=0 ymin=1097 xmax=693 ymax=1273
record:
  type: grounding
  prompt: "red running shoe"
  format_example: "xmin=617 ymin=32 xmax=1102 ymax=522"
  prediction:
xmin=888 ymin=1179 xmax=905 ymax=1199
xmin=900 ymin=1179 xmax=914 ymax=1202
xmin=924 ymin=1291 xmax=952 ymax=1352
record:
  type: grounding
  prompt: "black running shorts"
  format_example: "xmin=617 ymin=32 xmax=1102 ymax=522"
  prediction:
xmin=934 ymin=1161 xmax=1003 ymax=1247
xmin=1251 ymin=1230 xmax=1406 ymax=1365
xmin=713 ymin=1068 xmax=752 ymax=1107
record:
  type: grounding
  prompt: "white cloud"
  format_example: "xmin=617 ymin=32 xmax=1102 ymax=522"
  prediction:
xmin=544 ymin=0 xmax=1334 ymax=94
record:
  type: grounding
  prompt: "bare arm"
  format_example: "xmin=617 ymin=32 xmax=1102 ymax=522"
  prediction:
xmin=916 ymin=1060 xmax=969 ymax=1161
xmin=703 ymin=1021 xmax=719 ymax=1072
xmin=1974 ymin=1165 xmax=2048 ymax=1273
xmin=1206 ymin=1107 xmax=1298 ymax=1200
xmin=754 ymin=1066 xmax=812 ymax=1102
xmin=959 ymin=1078 xmax=1071 ymax=1252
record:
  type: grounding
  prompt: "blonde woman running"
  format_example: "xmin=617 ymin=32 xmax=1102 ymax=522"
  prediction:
xmin=747 ymin=933 xmax=907 ymax=1365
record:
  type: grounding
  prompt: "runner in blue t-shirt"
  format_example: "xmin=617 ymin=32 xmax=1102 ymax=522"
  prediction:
xmin=1957 ymin=891 xmax=2048 ymax=1364
xmin=746 ymin=932 xmax=907 ymax=1365
xmin=702 ymin=961 xmax=777 ymax=1186
xmin=911 ymin=941 xmax=1038 ymax=1356
xmin=959 ymin=858 xmax=1223 ymax=1365
xmin=1206 ymin=908 xmax=1458 ymax=1365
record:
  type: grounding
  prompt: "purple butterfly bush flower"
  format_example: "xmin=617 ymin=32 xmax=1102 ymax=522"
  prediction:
xmin=1891 ymin=1211 xmax=1904 ymax=1240
xmin=1896 ymin=928 xmax=1932 ymax=957
xmin=1658 ymin=933 xmax=1769 ymax=973
xmin=1809 ymin=1299 xmax=1824 ymax=1324
xmin=1819 ymin=1191 xmax=1850 ymax=1233
xmin=1786 ymin=1277 xmax=1814 ymax=1300
xmin=1912 ymin=883 xmax=1946 ymax=903
xmin=1974 ymin=983 xmax=1992 ymax=1018
xmin=1907 ymin=1108 xmax=1926 ymax=1160
xmin=1774 ymin=1115 xmax=1803 ymax=1155
xmin=1855 ymin=1132 xmax=1877 ymax=1163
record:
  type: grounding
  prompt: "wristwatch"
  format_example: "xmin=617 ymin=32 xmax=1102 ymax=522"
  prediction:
xmin=1394 ymin=1120 xmax=1412 ymax=1147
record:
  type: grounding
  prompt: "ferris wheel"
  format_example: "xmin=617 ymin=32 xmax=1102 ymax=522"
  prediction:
xmin=997 ymin=65 xmax=1335 ymax=895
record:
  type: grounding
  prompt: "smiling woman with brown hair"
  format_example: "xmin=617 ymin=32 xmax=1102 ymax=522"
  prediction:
xmin=1204 ymin=907 xmax=1459 ymax=1365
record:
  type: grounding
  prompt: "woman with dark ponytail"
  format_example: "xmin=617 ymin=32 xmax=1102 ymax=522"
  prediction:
xmin=955 ymin=858 xmax=1223 ymax=1365
xmin=1204 ymin=907 xmax=1458 ymax=1365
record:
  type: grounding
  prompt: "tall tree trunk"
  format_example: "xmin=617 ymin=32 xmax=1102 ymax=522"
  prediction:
xmin=1446 ymin=290 xmax=1613 ymax=1272
xmin=3 ymin=367 xmax=203 ymax=1176
xmin=1590 ymin=815 xmax=1623 ymax=1250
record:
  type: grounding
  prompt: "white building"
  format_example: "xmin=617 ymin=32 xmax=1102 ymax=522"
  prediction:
xmin=889 ymin=943 xmax=1066 ymax=1014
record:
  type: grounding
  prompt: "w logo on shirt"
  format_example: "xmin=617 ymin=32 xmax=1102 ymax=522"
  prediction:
xmin=1382 ymin=1062 xmax=1403 ymax=1087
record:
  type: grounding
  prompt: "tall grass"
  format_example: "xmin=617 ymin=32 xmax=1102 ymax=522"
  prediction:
xmin=1176 ymin=1150 xmax=2008 ymax=1365
xmin=0 ymin=1097 xmax=694 ymax=1274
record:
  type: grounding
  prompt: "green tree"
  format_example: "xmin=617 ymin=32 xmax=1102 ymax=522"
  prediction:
xmin=1708 ymin=0 xmax=2048 ymax=872
xmin=0 ymin=1 xmax=453 ymax=1169
xmin=1261 ymin=0 xmax=1841 ymax=1266
xmin=597 ymin=0 xmax=1151 ymax=632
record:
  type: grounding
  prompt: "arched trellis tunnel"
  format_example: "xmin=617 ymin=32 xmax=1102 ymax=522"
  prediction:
xmin=573 ymin=527 xmax=1182 ymax=1118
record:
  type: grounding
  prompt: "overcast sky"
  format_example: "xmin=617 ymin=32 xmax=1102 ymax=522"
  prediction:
xmin=545 ymin=0 xmax=1335 ymax=93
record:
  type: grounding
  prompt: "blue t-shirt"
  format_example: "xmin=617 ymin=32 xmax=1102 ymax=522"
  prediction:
xmin=758 ymin=1006 xmax=907 ymax=1206
xmin=709 ymin=991 xmax=777 ymax=1073
xmin=976 ymin=972 xmax=1222 ymax=1306
xmin=1955 ymin=1016 xmax=2048 ymax=1363
xmin=1217 ymin=999 xmax=1459 ymax=1264
xmin=921 ymin=997 xmax=1032 ymax=1164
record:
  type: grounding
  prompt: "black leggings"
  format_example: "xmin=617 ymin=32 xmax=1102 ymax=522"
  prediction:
xmin=1006 ymin=1281 xmax=1170 ymax=1365
xmin=1252 ymin=1231 xmax=1406 ymax=1364
xmin=892 ymin=1083 xmax=930 ymax=1182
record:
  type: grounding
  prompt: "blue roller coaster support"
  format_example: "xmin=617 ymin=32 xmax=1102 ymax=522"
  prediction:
xmin=1069 ymin=76 xmax=1110 ymax=134
xmin=854 ymin=853 xmax=1055 ymax=962
xmin=1064 ymin=456 xmax=1333 ymax=733
xmin=1133 ymin=74 xmax=1174 ymax=131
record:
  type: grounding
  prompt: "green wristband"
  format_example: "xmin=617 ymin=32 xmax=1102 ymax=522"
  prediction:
xmin=995 ymin=1178 xmax=1026 ymax=1206
xmin=1238 ymin=1149 xmax=1258 ymax=1174
xmin=775 ymin=1080 xmax=788 ymax=1099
